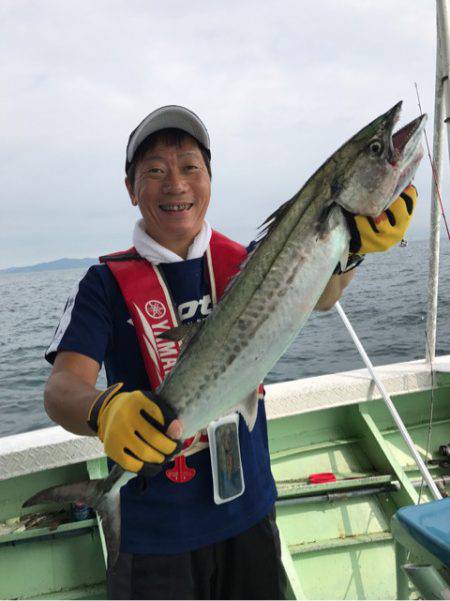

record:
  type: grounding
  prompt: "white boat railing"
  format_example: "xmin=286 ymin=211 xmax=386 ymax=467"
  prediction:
xmin=2 ymin=356 xmax=450 ymax=483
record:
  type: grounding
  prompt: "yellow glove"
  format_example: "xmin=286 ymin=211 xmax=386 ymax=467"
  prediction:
xmin=87 ymin=383 xmax=180 ymax=474
xmin=346 ymin=184 xmax=417 ymax=254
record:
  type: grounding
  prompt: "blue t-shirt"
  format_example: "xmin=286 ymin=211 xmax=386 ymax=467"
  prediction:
xmin=46 ymin=253 xmax=277 ymax=554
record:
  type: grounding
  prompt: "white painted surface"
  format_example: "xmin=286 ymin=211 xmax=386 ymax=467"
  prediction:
xmin=264 ymin=356 xmax=450 ymax=420
xmin=1 ymin=356 xmax=449 ymax=481
xmin=0 ymin=426 xmax=103 ymax=481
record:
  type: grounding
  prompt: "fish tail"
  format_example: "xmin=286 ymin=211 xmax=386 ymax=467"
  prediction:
xmin=22 ymin=465 xmax=124 ymax=567
xmin=22 ymin=479 xmax=104 ymax=508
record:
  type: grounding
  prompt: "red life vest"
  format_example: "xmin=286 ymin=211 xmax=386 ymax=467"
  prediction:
xmin=100 ymin=230 xmax=246 ymax=390
xmin=100 ymin=230 xmax=264 ymax=481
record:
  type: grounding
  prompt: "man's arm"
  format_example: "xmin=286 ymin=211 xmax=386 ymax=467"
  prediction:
xmin=314 ymin=270 xmax=356 ymax=311
xmin=44 ymin=351 xmax=101 ymax=436
xmin=45 ymin=350 xmax=181 ymax=472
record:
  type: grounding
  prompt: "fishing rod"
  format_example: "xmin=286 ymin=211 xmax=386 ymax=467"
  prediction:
xmin=414 ymin=82 xmax=450 ymax=240
xmin=335 ymin=301 xmax=443 ymax=501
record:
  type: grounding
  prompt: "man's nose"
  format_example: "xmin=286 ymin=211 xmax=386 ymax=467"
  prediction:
xmin=162 ymin=170 xmax=188 ymax=194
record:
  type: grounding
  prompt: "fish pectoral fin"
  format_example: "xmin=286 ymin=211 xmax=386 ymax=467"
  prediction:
xmin=338 ymin=244 xmax=350 ymax=273
xmin=235 ymin=389 xmax=259 ymax=432
xmin=156 ymin=322 xmax=200 ymax=343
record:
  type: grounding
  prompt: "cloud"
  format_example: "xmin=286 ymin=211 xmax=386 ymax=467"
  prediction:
xmin=0 ymin=0 xmax=440 ymax=268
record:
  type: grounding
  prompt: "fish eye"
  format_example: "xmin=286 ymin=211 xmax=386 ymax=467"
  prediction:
xmin=369 ymin=140 xmax=384 ymax=156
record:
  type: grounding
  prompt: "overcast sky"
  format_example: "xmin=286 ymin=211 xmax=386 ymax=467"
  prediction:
xmin=0 ymin=0 xmax=442 ymax=269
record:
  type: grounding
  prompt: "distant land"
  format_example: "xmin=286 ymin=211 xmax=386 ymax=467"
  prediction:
xmin=1 ymin=258 xmax=97 ymax=274
xmin=0 ymin=236 xmax=431 ymax=273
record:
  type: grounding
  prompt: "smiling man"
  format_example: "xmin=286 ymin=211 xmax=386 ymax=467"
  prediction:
xmin=44 ymin=105 xmax=417 ymax=600
xmin=125 ymin=131 xmax=212 ymax=259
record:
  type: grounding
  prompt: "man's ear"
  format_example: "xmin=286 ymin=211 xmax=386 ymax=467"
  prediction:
xmin=125 ymin=177 xmax=138 ymax=206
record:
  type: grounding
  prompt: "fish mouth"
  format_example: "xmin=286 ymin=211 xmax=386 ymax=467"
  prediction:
xmin=159 ymin=203 xmax=194 ymax=213
xmin=389 ymin=112 xmax=427 ymax=166
xmin=387 ymin=111 xmax=427 ymax=203
xmin=392 ymin=113 xmax=427 ymax=156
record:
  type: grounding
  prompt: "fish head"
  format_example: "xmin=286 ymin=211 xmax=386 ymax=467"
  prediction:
xmin=332 ymin=102 xmax=426 ymax=217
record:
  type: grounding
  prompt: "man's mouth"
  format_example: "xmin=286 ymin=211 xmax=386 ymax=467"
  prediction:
xmin=159 ymin=203 xmax=194 ymax=213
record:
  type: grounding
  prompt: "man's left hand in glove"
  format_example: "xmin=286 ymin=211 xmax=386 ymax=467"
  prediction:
xmin=336 ymin=183 xmax=417 ymax=273
xmin=316 ymin=183 xmax=417 ymax=309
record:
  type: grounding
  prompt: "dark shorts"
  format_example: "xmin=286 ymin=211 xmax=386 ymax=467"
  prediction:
xmin=107 ymin=509 xmax=287 ymax=600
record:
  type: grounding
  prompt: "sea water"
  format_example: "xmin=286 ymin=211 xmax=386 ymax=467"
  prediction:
xmin=1 ymin=239 xmax=449 ymax=438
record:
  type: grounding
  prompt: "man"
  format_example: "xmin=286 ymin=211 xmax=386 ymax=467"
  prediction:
xmin=44 ymin=105 xmax=417 ymax=599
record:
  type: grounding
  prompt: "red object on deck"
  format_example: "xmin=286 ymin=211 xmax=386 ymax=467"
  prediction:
xmin=308 ymin=472 xmax=337 ymax=484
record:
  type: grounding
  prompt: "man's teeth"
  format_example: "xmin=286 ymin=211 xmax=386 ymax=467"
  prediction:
xmin=159 ymin=203 xmax=193 ymax=212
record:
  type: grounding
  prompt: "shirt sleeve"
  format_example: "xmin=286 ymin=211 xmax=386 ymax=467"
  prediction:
xmin=45 ymin=266 xmax=113 ymax=366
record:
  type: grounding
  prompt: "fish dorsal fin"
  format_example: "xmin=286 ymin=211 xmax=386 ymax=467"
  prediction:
xmin=156 ymin=321 xmax=200 ymax=343
xmin=257 ymin=193 xmax=297 ymax=241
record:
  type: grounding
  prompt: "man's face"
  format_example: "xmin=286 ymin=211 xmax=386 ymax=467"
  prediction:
xmin=126 ymin=138 xmax=211 ymax=249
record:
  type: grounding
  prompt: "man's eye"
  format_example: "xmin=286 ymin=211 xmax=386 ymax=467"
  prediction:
xmin=147 ymin=167 xmax=163 ymax=174
xmin=185 ymin=164 xmax=199 ymax=171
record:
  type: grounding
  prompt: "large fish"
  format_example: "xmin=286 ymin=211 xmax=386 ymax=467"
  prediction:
xmin=23 ymin=102 xmax=426 ymax=567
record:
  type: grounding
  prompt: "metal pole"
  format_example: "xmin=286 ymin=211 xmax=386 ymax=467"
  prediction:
xmin=335 ymin=301 xmax=443 ymax=501
xmin=437 ymin=0 xmax=450 ymax=151
xmin=402 ymin=564 xmax=450 ymax=601
xmin=426 ymin=1 xmax=447 ymax=363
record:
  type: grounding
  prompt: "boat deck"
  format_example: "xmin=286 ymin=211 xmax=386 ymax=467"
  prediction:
xmin=1 ymin=357 xmax=449 ymax=599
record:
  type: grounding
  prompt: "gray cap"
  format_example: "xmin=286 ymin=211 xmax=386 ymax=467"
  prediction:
xmin=125 ymin=105 xmax=211 ymax=171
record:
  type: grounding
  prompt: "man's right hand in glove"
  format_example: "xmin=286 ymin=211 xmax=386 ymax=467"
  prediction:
xmin=87 ymin=383 xmax=182 ymax=473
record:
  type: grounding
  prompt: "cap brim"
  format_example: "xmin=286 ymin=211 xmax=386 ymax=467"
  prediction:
xmin=126 ymin=105 xmax=210 ymax=169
